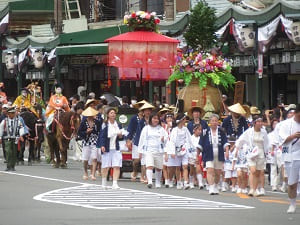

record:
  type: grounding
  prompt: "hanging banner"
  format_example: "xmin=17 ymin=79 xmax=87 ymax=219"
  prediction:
xmin=257 ymin=53 xmax=263 ymax=78
xmin=234 ymin=81 xmax=245 ymax=104
xmin=234 ymin=24 xmax=255 ymax=51
xmin=291 ymin=22 xmax=300 ymax=45
xmin=0 ymin=14 xmax=9 ymax=34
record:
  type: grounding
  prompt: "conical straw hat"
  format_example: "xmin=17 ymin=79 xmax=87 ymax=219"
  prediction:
xmin=228 ymin=103 xmax=246 ymax=115
xmin=82 ymin=106 xmax=99 ymax=117
xmin=139 ymin=102 xmax=155 ymax=111
xmin=133 ymin=100 xmax=148 ymax=109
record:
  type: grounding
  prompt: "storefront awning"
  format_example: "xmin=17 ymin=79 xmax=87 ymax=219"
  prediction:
xmin=56 ymin=43 xmax=108 ymax=55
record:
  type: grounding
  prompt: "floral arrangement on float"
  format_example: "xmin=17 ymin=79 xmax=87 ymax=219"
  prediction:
xmin=167 ymin=50 xmax=236 ymax=89
xmin=124 ymin=11 xmax=160 ymax=32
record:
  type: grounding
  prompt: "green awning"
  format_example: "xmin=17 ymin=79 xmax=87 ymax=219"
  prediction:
xmin=56 ymin=43 xmax=108 ymax=55
xmin=59 ymin=25 xmax=129 ymax=45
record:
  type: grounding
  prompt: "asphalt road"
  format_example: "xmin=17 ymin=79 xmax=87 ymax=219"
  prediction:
xmin=0 ymin=153 xmax=299 ymax=225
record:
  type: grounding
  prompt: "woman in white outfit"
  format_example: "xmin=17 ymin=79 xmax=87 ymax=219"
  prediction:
xmin=138 ymin=112 xmax=167 ymax=188
xmin=98 ymin=107 xmax=124 ymax=189
xmin=236 ymin=115 xmax=269 ymax=197
xmin=169 ymin=113 xmax=194 ymax=190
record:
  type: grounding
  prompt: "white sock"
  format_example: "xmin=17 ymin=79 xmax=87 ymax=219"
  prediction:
xmin=155 ymin=170 xmax=162 ymax=185
xmin=197 ymin=174 xmax=203 ymax=186
xmin=290 ymin=198 xmax=296 ymax=206
xmin=113 ymin=180 xmax=118 ymax=186
xmin=146 ymin=169 xmax=153 ymax=184
xmin=189 ymin=175 xmax=194 ymax=185
xmin=184 ymin=181 xmax=189 ymax=186
xmin=165 ymin=179 xmax=170 ymax=185
xmin=102 ymin=178 xmax=106 ymax=187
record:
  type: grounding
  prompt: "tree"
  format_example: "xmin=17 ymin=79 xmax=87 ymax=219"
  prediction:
xmin=184 ymin=1 xmax=217 ymax=50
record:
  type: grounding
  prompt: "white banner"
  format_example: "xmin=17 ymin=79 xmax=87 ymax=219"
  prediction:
xmin=18 ymin=48 xmax=28 ymax=71
xmin=291 ymin=22 xmax=300 ymax=45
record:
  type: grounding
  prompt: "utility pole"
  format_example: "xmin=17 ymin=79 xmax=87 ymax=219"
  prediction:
xmin=54 ymin=0 xmax=63 ymax=35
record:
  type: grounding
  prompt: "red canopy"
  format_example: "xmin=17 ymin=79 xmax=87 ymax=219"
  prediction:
xmin=105 ymin=31 xmax=180 ymax=43
xmin=105 ymin=31 xmax=179 ymax=80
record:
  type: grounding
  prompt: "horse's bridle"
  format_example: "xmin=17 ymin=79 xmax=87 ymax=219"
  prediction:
xmin=55 ymin=114 xmax=77 ymax=141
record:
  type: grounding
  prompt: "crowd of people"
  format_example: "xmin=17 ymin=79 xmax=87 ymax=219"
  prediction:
xmin=0 ymin=82 xmax=299 ymax=214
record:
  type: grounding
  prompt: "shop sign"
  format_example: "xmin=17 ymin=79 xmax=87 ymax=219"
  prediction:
xmin=292 ymin=22 xmax=300 ymax=45
xmin=70 ymin=57 xmax=97 ymax=65
xmin=26 ymin=71 xmax=45 ymax=80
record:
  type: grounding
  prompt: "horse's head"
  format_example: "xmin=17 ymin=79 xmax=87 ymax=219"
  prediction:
xmin=70 ymin=112 xmax=81 ymax=134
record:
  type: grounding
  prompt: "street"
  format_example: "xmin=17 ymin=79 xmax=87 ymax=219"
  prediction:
xmin=0 ymin=154 xmax=299 ymax=225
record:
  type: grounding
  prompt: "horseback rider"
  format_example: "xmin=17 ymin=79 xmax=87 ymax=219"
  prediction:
xmin=45 ymin=84 xmax=70 ymax=132
xmin=13 ymin=87 xmax=38 ymax=117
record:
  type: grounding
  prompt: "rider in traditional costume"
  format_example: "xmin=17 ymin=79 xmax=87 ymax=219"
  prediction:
xmin=45 ymin=84 xmax=70 ymax=131
xmin=13 ymin=88 xmax=38 ymax=116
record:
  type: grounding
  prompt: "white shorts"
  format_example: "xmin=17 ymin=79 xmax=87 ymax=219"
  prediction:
xmin=288 ymin=160 xmax=300 ymax=185
xmin=145 ymin=152 xmax=163 ymax=169
xmin=237 ymin=167 xmax=248 ymax=173
xmin=167 ymin=154 xmax=188 ymax=167
xmin=206 ymin=158 xmax=224 ymax=170
xmin=82 ymin=145 xmax=98 ymax=161
xmin=224 ymin=170 xmax=237 ymax=179
xmin=163 ymin=155 xmax=167 ymax=166
xmin=101 ymin=150 xmax=122 ymax=168
xmin=284 ymin=161 xmax=292 ymax=178
xmin=248 ymin=157 xmax=265 ymax=170
xmin=141 ymin=154 xmax=146 ymax=166
xmin=97 ymin=148 xmax=102 ymax=162
xmin=132 ymin=145 xmax=139 ymax=159
xmin=188 ymin=157 xmax=196 ymax=165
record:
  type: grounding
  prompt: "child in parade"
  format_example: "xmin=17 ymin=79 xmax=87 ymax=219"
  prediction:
xmin=138 ymin=112 xmax=167 ymax=188
xmin=191 ymin=124 xmax=202 ymax=189
xmin=169 ymin=113 xmax=194 ymax=190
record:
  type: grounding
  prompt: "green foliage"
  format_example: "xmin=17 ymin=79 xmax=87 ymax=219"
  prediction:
xmin=184 ymin=1 xmax=217 ymax=50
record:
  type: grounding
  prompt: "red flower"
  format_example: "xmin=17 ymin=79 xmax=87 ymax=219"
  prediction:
xmin=155 ymin=18 xmax=160 ymax=24
xmin=131 ymin=12 xmax=136 ymax=18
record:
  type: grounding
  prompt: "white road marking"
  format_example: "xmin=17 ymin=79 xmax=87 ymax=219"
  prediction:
xmin=1 ymin=171 xmax=254 ymax=210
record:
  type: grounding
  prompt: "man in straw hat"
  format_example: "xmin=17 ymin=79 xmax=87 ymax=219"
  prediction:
xmin=127 ymin=101 xmax=155 ymax=183
xmin=78 ymin=106 xmax=102 ymax=181
xmin=222 ymin=103 xmax=248 ymax=138
xmin=0 ymin=107 xmax=28 ymax=171
xmin=187 ymin=100 xmax=208 ymax=136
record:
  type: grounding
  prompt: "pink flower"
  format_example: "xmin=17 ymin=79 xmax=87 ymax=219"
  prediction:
xmin=145 ymin=13 xmax=151 ymax=19
xmin=155 ymin=18 xmax=160 ymax=24
xmin=131 ymin=12 xmax=136 ymax=18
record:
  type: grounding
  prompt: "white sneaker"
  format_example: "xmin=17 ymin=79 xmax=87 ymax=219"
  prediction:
xmin=209 ymin=185 xmax=215 ymax=195
xmin=242 ymin=188 xmax=248 ymax=194
xmin=177 ymin=183 xmax=183 ymax=190
xmin=169 ymin=182 xmax=174 ymax=188
xmin=112 ymin=184 xmax=120 ymax=190
xmin=232 ymin=187 xmax=237 ymax=193
xmin=165 ymin=180 xmax=169 ymax=188
xmin=272 ymin=186 xmax=277 ymax=191
xmin=287 ymin=204 xmax=296 ymax=214
xmin=190 ymin=183 xmax=195 ymax=189
xmin=155 ymin=183 xmax=161 ymax=188
xmin=214 ymin=185 xmax=220 ymax=195
xmin=236 ymin=188 xmax=242 ymax=194
xmin=280 ymin=184 xmax=287 ymax=193
xmin=184 ymin=183 xmax=190 ymax=190
xmin=248 ymin=189 xmax=254 ymax=196
xmin=259 ymin=188 xmax=265 ymax=196
xmin=254 ymin=189 xmax=261 ymax=197
xmin=221 ymin=184 xmax=227 ymax=192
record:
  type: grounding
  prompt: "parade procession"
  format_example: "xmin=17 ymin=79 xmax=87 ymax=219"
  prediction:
xmin=1 ymin=1 xmax=300 ymax=224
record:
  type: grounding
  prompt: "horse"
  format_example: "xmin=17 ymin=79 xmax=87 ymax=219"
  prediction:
xmin=18 ymin=107 xmax=44 ymax=165
xmin=47 ymin=110 xmax=81 ymax=168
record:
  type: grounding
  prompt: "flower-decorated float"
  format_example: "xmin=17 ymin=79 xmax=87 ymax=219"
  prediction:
xmin=167 ymin=50 xmax=236 ymax=119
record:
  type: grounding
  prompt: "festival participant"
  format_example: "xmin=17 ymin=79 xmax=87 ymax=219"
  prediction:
xmin=128 ymin=102 xmax=155 ymax=183
xmin=279 ymin=104 xmax=300 ymax=214
xmin=162 ymin=112 xmax=174 ymax=188
xmin=169 ymin=113 xmax=194 ymax=190
xmin=98 ymin=107 xmax=124 ymax=189
xmin=0 ymin=82 xmax=8 ymax=104
xmin=191 ymin=124 xmax=202 ymax=189
xmin=267 ymin=119 xmax=282 ymax=191
xmin=187 ymin=100 xmax=208 ymax=135
xmin=13 ymin=88 xmax=37 ymax=116
xmin=222 ymin=103 xmax=248 ymax=138
xmin=126 ymin=100 xmax=148 ymax=182
xmin=45 ymin=84 xmax=70 ymax=131
xmin=78 ymin=107 xmax=102 ymax=181
xmin=223 ymin=136 xmax=237 ymax=192
xmin=138 ymin=112 xmax=167 ymax=188
xmin=0 ymin=107 xmax=28 ymax=171
xmin=236 ymin=115 xmax=269 ymax=197
xmin=200 ymin=114 xmax=229 ymax=195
